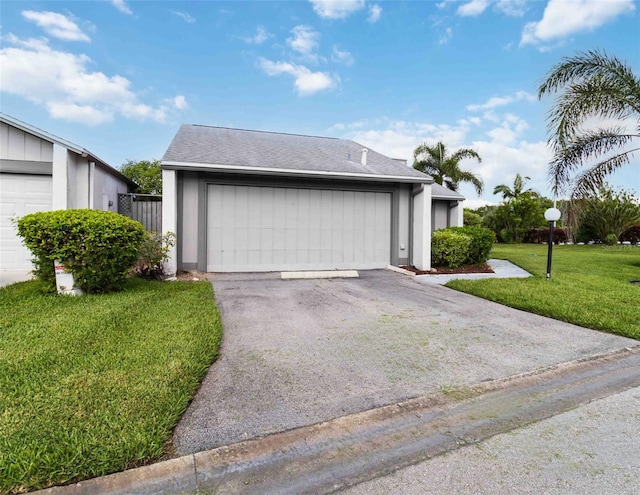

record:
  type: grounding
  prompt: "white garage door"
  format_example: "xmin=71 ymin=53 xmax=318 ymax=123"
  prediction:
xmin=207 ymin=184 xmax=391 ymax=272
xmin=0 ymin=174 xmax=52 ymax=271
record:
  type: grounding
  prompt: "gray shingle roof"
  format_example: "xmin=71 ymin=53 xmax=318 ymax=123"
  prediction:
xmin=162 ymin=124 xmax=431 ymax=182
xmin=431 ymin=183 xmax=465 ymax=200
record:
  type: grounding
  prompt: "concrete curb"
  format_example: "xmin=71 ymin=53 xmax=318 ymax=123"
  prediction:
xmin=37 ymin=345 xmax=640 ymax=495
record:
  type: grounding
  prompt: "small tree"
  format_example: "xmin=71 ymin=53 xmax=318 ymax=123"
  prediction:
xmin=120 ymin=159 xmax=162 ymax=194
xmin=487 ymin=174 xmax=552 ymax=242
xmin=413 ymin=141 xmax=484 ymax=195
xmin=576 ymin=185 xmax=640 ymax=243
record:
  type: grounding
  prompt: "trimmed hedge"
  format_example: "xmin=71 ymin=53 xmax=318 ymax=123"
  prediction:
xmin=16 ymin=209 xmax=146 ymax=293
xmin=446 ymin=226 xmax=496 ymax=265
xmin=432 ymin=230 xmax=472 ymax=268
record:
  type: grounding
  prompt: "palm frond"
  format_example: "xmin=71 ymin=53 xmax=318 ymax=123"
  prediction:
xmin=450 ymin=148 xmax=482 ymax=163
xmin=549 ymin=128 xmax=638 ymax=191
xmin=570 ymin=151 xmax=638 ymax=198
xmin=538 ymin=50 xmax=639 ymax=100
xmin=493 ymin=184 xmax=513 ymax=199
xmin=548 ymin=79 xmax=639 ymax=147
xmin=456 ymin=170 xmax=484 ymax=195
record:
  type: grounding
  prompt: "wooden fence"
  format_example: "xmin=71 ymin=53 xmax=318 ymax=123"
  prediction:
xmin=118 ymin=193 xmax=162 ymax=232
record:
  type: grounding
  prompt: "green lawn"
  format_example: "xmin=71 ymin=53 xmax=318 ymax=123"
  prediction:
xmin=0 ymin=279 xmax=222 ymax=494
xmin=447 ymin=244 xmax=640 ymax=340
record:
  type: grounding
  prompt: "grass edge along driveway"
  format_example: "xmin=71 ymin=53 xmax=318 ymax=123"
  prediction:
xmin=447 ymin=244 xmax=639 ymax=341
xmin=0 ymin=279 xmax=222 ymax=494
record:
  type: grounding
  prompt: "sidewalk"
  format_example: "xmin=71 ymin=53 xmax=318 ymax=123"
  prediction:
xmin=415 ymin=258 xmax=531 ymax=285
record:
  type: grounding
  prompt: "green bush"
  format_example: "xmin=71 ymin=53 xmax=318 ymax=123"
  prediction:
xmin=448 ymin=226 xmax=496 ymax=264
xmin=16 ymin=209 xmax=146 ymax=293
xmin=133 ymin=231 xmax=176 ymax=280
xmin=432 ymin=230 xmax=472 ymax=268
xmin=463 ymin=209 xmax=483 ymax=227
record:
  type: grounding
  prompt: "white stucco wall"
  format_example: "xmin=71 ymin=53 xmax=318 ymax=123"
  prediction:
xmin=162 ymin=169 xmax=178 ymax=276
xmin=412 ymin=184 xmax=432 ymax=270
xmin=92 ymin=165 xmax=129 ymax=212
xmin=398 ymin=186 xmax=410 ymax=263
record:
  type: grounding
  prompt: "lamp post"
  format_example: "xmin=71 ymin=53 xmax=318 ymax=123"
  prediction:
xmin=544 ymin=207 xmax=561 ymax=280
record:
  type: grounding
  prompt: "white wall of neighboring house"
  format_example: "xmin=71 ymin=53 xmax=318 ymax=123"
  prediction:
xmin=0 ymin=115 xmax=132 ymax=286
xmin=93 ymin=164 xmax=130 ymax=211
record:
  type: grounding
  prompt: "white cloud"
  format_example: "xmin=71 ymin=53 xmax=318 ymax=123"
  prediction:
xmin=243 ymin=26 xmax=272 ymax=44
xmin=258 ymin=58 xmax=337 ymax=95
xmin=46 ymin=102 xmax=113 ymax=125
xmin=171 ymin=10 xmax=196 ymax=23
xmin=0 ymin=35 xmax=183 ymax=125
xmin=466 ymin=90 xmax=535 ymax=111
xmin=457 ymin=0 xmax=490 ymax=16
xmin=287 ymin=25 xmax=320 ymax=60
xmin=173 ymin=95 xmax=188 ymax=110
xmin=436 ymin=0 xmax=456 ymax=8
xmin=331 ymin=46 xmax=354 ymax=65
xmin=368 ymin=4 xmax=382 ymax=23
xmin=494 ymin=0 xmax=527 ymax=16
xmin=521 ymin=0 xmax=635 ymax=47
xmin=439 ymin=27 xmax=453 ymax=45
xmin=22 ymin=11 xmax=90 ymax=42
xmin=111 ymin=0 xmax=132 ymax=15
xmin=309 ymin=0 xmax=366 ymax=19
xmin=331 ymin=113 xmax=553 ymax=203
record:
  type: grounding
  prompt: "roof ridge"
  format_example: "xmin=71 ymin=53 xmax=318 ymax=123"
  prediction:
xmin=189 ymin=124 xmax=342 ymax=141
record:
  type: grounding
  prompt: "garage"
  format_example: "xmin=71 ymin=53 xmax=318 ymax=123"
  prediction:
xmin=161 ymin=124 xmax=449 ymax=274
xmin=207 ymin=184 xmax=391 ymax=272
xmin=0 ymin=173 xmax=52 ymax=271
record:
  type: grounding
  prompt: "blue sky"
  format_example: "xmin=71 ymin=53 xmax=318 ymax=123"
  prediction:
xmin=1 ymin=0 xmax=638 ymax=207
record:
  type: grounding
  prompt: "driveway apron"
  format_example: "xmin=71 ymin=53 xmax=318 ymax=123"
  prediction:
xmin=172 ymin=270 xmax=635 ymax=455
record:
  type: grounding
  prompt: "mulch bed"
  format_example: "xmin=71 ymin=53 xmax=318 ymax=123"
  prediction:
xmin=400 ymin=263 xmax=494 ymax=275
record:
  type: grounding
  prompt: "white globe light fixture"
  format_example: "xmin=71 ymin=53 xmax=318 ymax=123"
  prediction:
xmin=544 ymin=207 xmax=561 ymax=222
xmin=544 ymin=207 xmax=562 ymax=280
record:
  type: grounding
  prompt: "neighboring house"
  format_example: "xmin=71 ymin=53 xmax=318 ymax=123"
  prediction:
xmin=432 ymin=183 xmax=465 ymax=230
xmin=0 ymin=113 xmax=135 ymax=284
xmin=161 ymin=124 xmax=465 ymax=274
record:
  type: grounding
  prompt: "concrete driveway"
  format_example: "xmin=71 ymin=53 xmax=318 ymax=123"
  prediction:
xmin=173 ymin=269 xmax=635 ymax=455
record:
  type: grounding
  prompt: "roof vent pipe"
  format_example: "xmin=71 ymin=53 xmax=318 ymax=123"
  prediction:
xmin=361 ymin=148 xmax=368 ymax=166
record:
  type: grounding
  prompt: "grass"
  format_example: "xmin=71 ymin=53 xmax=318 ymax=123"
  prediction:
xmin=0 ymin=278 xmax=222 ymax=494
xmin=446 ymin=244 xmax=640 ymax=340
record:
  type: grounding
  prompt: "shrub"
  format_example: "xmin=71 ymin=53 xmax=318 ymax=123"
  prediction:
xmin=620 ymin=225 xmax=640 ymax=244
xmin=133 ymin=231 xmax=176 ymax=280
xmin=447 ymin=226 xmax=496 ymax=264
xmin=432 ymin=230 xmax=472 ymax=268
xmin=463 ymin=209 xmax=483 ymax=227
xmin=16 ymin=209 xmax=146 ymax=293
xmin=525 ymin=228 xmax=568 ymax=244
xmin=604 ymin=233 xmax=619 ymax=246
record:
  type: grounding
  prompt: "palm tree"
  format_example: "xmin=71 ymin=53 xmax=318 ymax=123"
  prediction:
xmin=493 ymin=173 xmax=535 ymax=201
xmin=538 ymin=49 xmax=640 ymax=197
xmin=413 ymin=141 xmax=484 ymax=195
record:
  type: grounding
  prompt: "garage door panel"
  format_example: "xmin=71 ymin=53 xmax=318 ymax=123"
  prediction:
xmin=207 ymin=184 xmax=391 ymax=272
xmin=0 ymin=174 xmax=52 ymax=271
